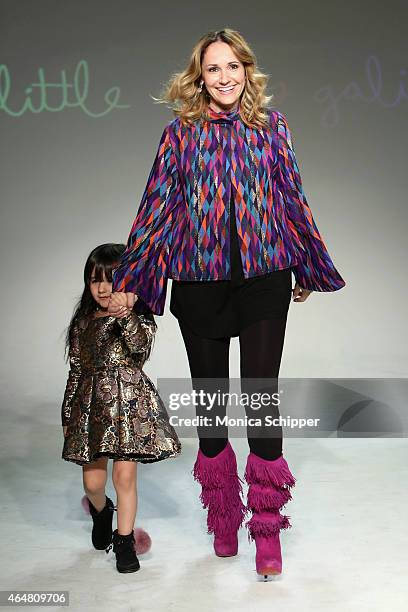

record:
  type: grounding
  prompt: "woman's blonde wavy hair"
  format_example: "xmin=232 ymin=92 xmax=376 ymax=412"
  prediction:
xmin=152 ymin=28 xmax=274 ymax=129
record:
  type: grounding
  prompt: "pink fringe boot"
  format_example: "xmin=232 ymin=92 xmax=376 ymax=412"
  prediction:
xmin=192 ymin=441 xmax=247 ymax=557
xmin=244 ymin=452 xmax=296 ymax=578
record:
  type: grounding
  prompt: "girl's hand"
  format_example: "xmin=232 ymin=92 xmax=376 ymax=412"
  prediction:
xmin=113 ymin=306 xmax=131 ymax=319
xmin=108 ymin=292 xmax=137 ymax=315
xmin=63 ymin=426 xmax=68 ymax=437
xmin=292 ymin=283 xmax=312 ymax=302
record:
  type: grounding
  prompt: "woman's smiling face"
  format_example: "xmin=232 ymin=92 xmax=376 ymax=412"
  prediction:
xmin=201 ymin=41 xmax=246 ymax=112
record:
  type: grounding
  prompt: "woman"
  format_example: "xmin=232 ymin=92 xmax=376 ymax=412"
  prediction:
xmin=108 ymin=29 xmax=346 ymax=579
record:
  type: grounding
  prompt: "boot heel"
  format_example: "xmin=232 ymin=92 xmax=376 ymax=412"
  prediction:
xmin=244 ymin=453 xmax=296 ymax=579
xmin=255 ymin=532 xmax=283 ymax=578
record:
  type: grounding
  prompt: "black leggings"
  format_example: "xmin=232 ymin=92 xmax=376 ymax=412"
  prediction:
xmin=178 ymin=317 xmax=288 ymax=461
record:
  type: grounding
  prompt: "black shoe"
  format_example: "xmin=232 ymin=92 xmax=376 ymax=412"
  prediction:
xmin=107 ymin=529 xmax=140 ymax=573
xmin=88 ymin=495 xmax=115 ymax=550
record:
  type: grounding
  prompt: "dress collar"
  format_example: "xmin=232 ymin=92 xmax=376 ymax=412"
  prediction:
xmin=204 ymin=104 xmax=241 ymax=124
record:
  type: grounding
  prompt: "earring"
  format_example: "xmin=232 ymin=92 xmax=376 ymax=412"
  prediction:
xmin=198 ymin=80 xmax=203 ymax=93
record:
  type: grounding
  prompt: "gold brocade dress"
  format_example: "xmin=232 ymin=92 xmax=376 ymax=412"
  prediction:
xmin=61 ymin=311 xmax=181 ymax=466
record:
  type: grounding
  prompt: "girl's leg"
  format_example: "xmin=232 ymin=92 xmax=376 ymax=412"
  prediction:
xmin=112 ymin=460 xmax=138 ymax=535
xmin=82 ymin=455 xmax=109 ymax=511
xmin=178 ymin=320 xmax=230 ymax=456
xmin=239 ymin=317 xmax=288 ymax=460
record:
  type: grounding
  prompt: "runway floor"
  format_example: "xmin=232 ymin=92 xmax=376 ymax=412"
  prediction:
xmin=1 ymin=403 xmax=406 ymax=612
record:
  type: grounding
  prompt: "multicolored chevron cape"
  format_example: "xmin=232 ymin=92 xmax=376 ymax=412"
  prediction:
xmin=112 ymin=105 xmax=345 ymax=314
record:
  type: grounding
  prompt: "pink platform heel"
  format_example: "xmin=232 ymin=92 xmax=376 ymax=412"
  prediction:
xmin=244 ymin=452 xmax=296 ymax=579
xmin=192 ymin=441 xmax=247 ymax=557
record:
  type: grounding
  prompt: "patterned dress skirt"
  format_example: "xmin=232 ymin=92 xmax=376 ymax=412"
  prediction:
xmin=61 ymin=313 xmax=181 ymax=466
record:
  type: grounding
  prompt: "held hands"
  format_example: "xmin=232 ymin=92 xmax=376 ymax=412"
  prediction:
xmin=292 ymin=282 xmax=312 ymax=302
xmin=107 ymin=292 xmax=138 ymax=317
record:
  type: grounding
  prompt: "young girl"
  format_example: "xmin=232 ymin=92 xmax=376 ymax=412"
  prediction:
xmin=61 ymin=243 xmax=181 ymax=573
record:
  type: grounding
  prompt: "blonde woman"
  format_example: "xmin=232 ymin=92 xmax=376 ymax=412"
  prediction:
xmin=108 ymin=29 xmax=345 ymax=579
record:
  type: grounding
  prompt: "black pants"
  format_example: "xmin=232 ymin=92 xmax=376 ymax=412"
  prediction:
xmin=178 ymin=317 xmax=288 ymax=461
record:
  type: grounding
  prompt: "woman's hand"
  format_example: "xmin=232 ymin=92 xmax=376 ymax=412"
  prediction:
xmin=63 ymin=426 xmax=68 ymax=437
xmin=292 ymin=283 xmax=312 ymax=302
xmin=108 ymin=292 xmax=138 ymax=316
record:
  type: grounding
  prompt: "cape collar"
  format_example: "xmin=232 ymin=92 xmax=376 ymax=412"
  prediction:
xmin=204 ymin=104 xmax=241 ymax=124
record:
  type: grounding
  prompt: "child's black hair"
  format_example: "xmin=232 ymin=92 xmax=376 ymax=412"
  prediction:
xmin=64 ymin=243 xmax=155 ymax=363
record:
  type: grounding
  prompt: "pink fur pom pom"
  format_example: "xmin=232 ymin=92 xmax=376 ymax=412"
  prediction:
xmin=133 ymin=528 xmax=151 ymax=555
xmin=81 ymin=495 xmax=91 ymax=515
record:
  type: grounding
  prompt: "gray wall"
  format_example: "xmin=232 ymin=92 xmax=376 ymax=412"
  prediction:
xmin=1 ymin=0 xmax=407 ymax=412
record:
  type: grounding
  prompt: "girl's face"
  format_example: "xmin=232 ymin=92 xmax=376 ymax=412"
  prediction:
xmin=89 ymin=265 xmax=112 ymax=309
xmin=201 ymin=41 xmax=246 ymax=113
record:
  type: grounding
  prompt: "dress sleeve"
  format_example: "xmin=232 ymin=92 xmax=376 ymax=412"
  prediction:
xmin=112 ymin=123 xmax=183 ymax=314
xmin=61 ymin=322 xmax=82 ymax=427
xmin=116 ymin=311 xmax=157 ymax=356
xmin=276 ymin=111 xmax=346 ymax=292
